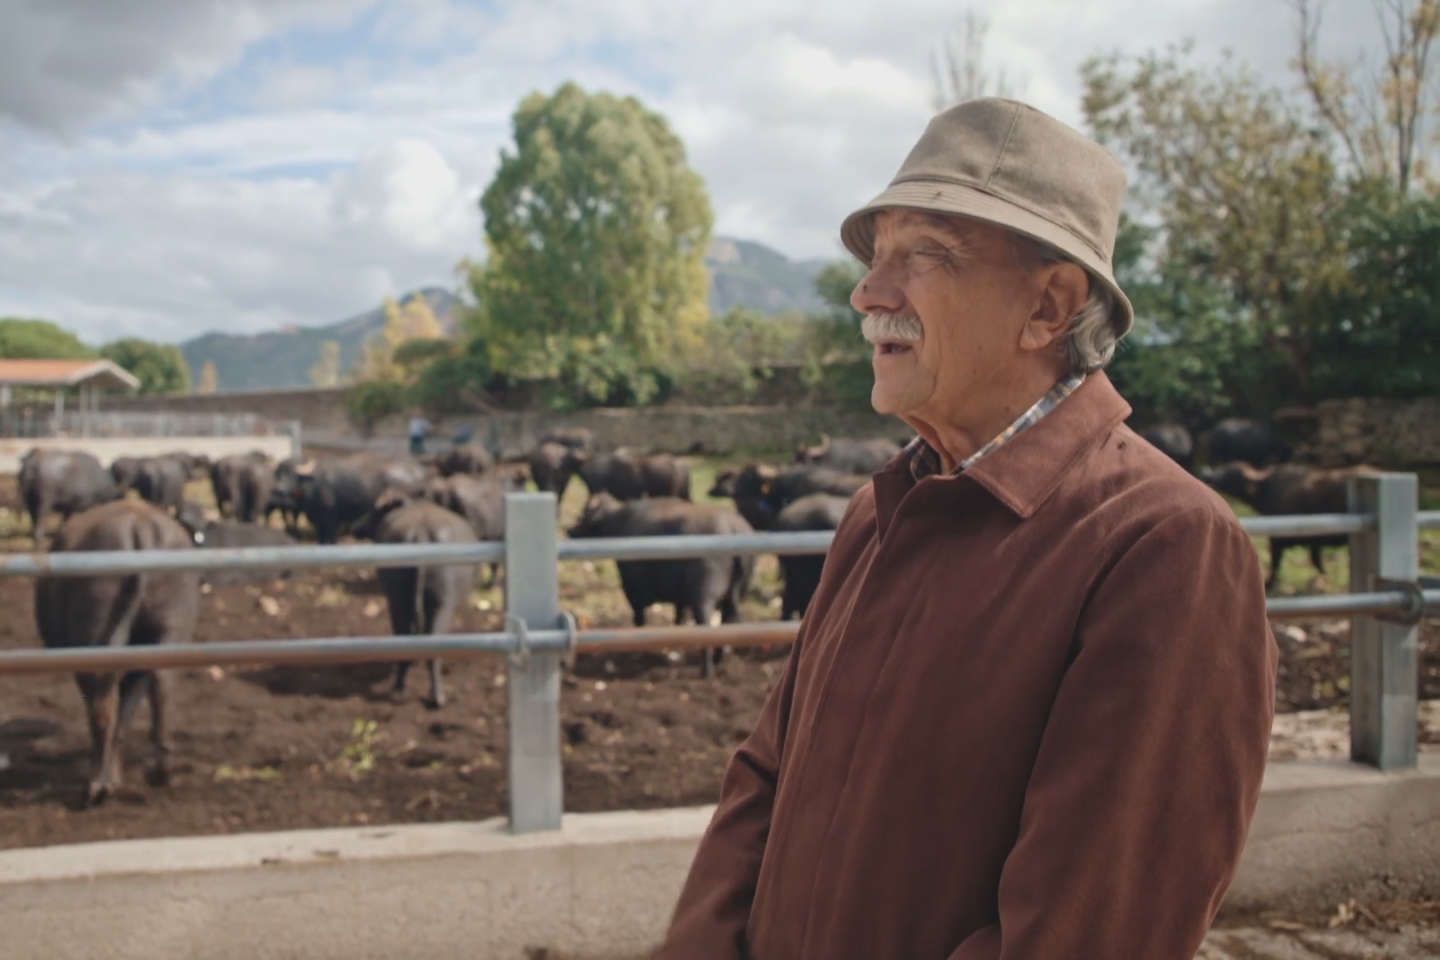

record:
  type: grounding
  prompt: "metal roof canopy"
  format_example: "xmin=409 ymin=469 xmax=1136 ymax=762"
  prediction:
xmin=0 ymin=359 xmax=140 ymax=392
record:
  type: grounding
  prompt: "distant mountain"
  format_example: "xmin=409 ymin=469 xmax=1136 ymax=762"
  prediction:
xmin=706 ymin=237 xmax=828 ymax=315
xmin=180 ymin=288 xmax=460 ymax=392
xmin=179 ymin=237 xmax=833 ymax=391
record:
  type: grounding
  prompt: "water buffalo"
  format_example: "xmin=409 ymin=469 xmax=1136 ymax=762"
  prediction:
xmin=422 ymin=473 xmax=515 ymax=586
xmin=109 ymin=456 xmax=146 ymax=491
xmin=569 ymin=493 xmax=753 ymax=676
xmin=184 ymin=517 xmax=297 ymax=584
xmin=540 ymin=427 xmax=594 ymax=454
xmin=19 ymin=448 xmax=121 ymax=546
xmin=1202 ymin=418 xmax=1291 ymax=467
xmin=210 ymin=452 xmax=275 ymax=523
xmin=578 ymin=450 xmax=690 ymax=501
xmin=1138 ymin=423 xmax=1195 ymax=471
xmin=33 ymin=500 xmax=200 ymax=805
xmin=353 ymin=492 xmax=477 ymax=709
xmin=528 ymin=440 xmax=584 ymax=500
xmin=710 ymin=464 xmax=866 ymax=531
xmin=131 ymin=456 xmax=189 ymax=513
xmin=773 ymin=494 xmax=848 ymax=620
xmin=794 ymin=434 xmax=901 ymax=474
xmin=436 ymin=442 xmax=495 ymax=477
xmin=1202 ymin=461 xmax=1379 ymax=588
xmin=274 ymin=454 xmax=428 ymax=544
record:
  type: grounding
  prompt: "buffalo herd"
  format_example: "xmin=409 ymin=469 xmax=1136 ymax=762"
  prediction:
xmin=10 ymin=413 xmax=1375 ymax=805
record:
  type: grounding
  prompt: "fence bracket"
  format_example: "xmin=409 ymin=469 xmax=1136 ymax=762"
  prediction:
xmin=1371 ymin=577 xmax=1426 ymax=626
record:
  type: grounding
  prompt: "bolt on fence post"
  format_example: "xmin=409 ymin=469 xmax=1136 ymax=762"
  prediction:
xmin=1346 ymin=473 xmax=1419 ymax=770
xmin=504 ymin=492 xmax=564 ymax=832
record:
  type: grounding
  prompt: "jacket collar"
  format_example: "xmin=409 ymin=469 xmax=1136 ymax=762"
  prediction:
xmin=875 ymin=371 xmax=1132 ymax=521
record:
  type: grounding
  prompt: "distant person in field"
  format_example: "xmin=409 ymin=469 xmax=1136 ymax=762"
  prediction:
xmin=656 ymin=98 xmax=1278 ymax=959
xmin=407 ymin=412 xmax=431 ymax=456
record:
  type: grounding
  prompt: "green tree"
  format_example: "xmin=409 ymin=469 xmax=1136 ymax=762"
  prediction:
xmin=470 ymin=82 xmax=713 ymax=407
xmin=309 ymin=340 xmax=342 ymax=388
xmin=1082 ymin=47 xmax=1351 ymax=402
xmin=930 ymin=8 xmax=1019 ymax=110
xmin=0 ymin=317 xmax=95 ymax=359
xmin=345 ymin=379 xmax=407 ymax=436
xmin=1308 ymin=186 xmax=1440 ymax=398
xmin=355 ymin=295 xmax=445 ymax=383
xmin=1293 ymin=0 xmax=1439 ymax=193
xmin=407 ymin=338 xmax=495 ymax=416
xmin=195 ymin=361 xmax=219 ymax=394
xmin=99 ymin=338 xmax=190 ymax=395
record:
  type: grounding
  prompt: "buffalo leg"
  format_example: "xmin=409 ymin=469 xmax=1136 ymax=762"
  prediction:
xmin=146 ymin=671 xmax=172 ymax=785
xmin=79 ymin=674 xmax=122 ymax=805
xmin=423 ymin=592 xmax=456 ymax=711
xmin=1309 ymin=543 xmax=1327 ymax=582
xmin=1266 ymin=539 xmax=1284 ymax=591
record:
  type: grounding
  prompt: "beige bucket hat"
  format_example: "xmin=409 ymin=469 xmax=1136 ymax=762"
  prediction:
xmin=840 ymin=97 xmax=1135 ymax=339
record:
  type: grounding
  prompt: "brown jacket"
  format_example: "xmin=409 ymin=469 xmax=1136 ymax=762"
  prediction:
xmin=657 ymin=374 xmax=1277 ymax=959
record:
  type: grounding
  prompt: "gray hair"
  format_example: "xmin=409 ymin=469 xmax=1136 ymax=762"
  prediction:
xmin=1025 ymin=240 xmax=1120 ymax=374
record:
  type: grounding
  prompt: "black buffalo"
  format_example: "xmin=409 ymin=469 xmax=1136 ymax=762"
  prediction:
xmin=131 ymin=456 xmax=190 ymax=513
xmin=578 ymin=450 xmax=691 ymax=501
xmin=710 ymin=463 xmax=866 ymax=531
xmin=435 ymin=442 xmax=495 ymax=477
xmin=1202 ymin=418 xmax=1291 ymax=467
xmin=528 ymin=440 xmax=584 ymax=500
xmin=34 ymin=500 xmax=199 ymax=805
xmin=274 ymin=454 xmax=428 ymax=544
xmin=1202 ymin=461 xmax=1378 ymax=588
xmin=187 ymin=517 xmax=298 ymax=584
xmin=210 ymin=452 xmax=276 ymax=523
xmin=19 ymin=448 xmax=121 ymax=546
xmin=569 ymin=493 xmax=752 ymax=676
xmin=353 ymin=492 xmax=477 ymax=709
xmin=540 ymin=427 xmax=594 ymax=454
xmin=794 ymin=434 xmax=901 ymax=474
xmin=773 ymin=494 xmax=847 ymax=620
xmin=422 ymin=473 xmax=516 ymax=586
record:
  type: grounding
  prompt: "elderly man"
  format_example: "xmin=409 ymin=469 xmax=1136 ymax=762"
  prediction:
xmin=656 ymin=99 xmax=1277 ymax=958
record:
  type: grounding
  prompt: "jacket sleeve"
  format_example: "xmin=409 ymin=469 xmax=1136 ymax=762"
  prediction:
xmin=654 ymin=486 xmax=874 ymax=958
xmin=949 ymin=507 xmax=1277 ymax=960
xmin=651 ymin=628 xmax=803 ymax=959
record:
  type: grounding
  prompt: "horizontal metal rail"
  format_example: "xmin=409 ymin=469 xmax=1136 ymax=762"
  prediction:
xmin=1238 ymin=514 xmax=1372 ymax=537
xmin=558 ymin=531 xmax=835 ymax=561
xmin=2 ymin=588 xmax=1435 ymax=677
xmin=0 ymin=510 xmax=1404 ymax=579
xmin=0 ymin=541 xmax=507 ymax=578
xmin=1266 ymin=588 xmax=1440 ymax=619
xmin=1420 ymin=510 xmax=1440 ymax=530
xmin=0 ymin=622 xmax=803 ymax=675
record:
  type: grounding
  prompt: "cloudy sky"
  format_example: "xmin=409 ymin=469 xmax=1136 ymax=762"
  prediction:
xmin=0 ymin=0 xmax=1378 ymax=344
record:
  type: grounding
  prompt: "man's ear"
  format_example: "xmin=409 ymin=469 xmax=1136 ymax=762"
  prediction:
xmin=1019 ymin=262 xmax=1089 ymax=353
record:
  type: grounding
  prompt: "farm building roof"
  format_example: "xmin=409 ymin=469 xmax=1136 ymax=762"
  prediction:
xmin=0 ymin=359 xmax=140 ymax=391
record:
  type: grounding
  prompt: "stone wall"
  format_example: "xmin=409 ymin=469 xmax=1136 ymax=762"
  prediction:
xmin=1294 ymin=397 xmax=1440 ymax=468
xmin=107 ymin=386 xmax=899 ymax=458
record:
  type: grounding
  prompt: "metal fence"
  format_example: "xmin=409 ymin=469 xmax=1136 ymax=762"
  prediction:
xmin=0 ymin=475 xmax=1436 ymax=834
xmin=0 ymin=410 xmax=302 ymax=440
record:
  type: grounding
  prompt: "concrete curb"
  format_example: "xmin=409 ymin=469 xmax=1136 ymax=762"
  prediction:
xmin=1 ymin=758 xmax=1436 ymax=959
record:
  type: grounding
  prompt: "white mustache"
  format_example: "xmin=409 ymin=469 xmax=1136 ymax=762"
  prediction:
xmin=861 ymin=312 xmax=923 ymax=344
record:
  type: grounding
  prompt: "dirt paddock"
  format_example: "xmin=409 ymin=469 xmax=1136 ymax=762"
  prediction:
xmin=0 ymin=475 xmax=1437 ymax=852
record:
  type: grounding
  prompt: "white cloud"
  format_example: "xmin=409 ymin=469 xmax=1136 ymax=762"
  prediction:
xmin=0 ymin=0 xmax=370 ymax=132
xmin=0 ymin=0 xmax=1401 ymax=348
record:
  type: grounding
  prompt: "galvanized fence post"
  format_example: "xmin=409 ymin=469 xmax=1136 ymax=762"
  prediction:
xmin=1346 ymin=473 xmax=1420 ymax=770
xmin=503 ymin=492 xmax=564 ymax=832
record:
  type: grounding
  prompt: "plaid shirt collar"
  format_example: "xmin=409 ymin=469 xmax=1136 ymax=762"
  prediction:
xmin=905 ymin=372 xmax=1087 ymax=481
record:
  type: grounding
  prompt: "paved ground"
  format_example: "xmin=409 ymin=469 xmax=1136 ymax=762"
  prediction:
xmin=1198 ymin=915 xmax=1440 ymax=955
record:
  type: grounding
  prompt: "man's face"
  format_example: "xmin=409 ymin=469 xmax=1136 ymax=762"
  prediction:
xmin=850 ymin=210 xmax=1042 ymax=423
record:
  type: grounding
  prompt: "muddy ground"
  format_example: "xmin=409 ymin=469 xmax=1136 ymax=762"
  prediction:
xmin=0 ymin=473 xmax=1437 ymax=852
